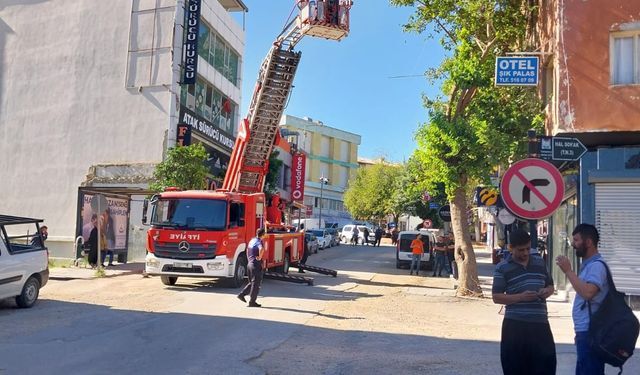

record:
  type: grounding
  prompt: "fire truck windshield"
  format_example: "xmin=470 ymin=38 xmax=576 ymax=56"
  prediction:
xmin=151 ymin=198 xmax=227 ymax=231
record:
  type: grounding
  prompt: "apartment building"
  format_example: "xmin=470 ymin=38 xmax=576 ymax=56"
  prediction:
xmin=0 ymin=0 xmax=247 ymax=259
xmin=537 ymin=0 xmax=640 ymax=295
xmin=280 ymin=114 xmax=361 ymax=227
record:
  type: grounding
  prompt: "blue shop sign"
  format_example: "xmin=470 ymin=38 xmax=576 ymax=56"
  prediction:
xmin=495 ymin=56 xmax=539 ymax=86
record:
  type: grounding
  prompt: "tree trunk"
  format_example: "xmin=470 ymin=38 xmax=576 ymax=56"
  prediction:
xmin=451 ymin=185 xmax=483 ymax=297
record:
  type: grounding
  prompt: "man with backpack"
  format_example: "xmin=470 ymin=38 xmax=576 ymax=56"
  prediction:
xmin=556 ymin=224 xmax=610 ymax=374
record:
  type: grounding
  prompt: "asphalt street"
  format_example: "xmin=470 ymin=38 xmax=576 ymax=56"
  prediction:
xmin=1 ymin=242 xmax=637 ymax=375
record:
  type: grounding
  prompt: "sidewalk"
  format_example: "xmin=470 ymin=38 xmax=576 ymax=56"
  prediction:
xmin=49 ymin=261 xmax=145 ymax=280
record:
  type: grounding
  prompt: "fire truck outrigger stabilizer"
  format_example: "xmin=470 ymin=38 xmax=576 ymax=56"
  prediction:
xmin=144 ymin=1 xmax=352 ymax=287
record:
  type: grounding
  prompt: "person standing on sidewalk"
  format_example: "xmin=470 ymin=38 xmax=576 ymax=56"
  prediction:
xmin=492 ymin=228 xmax=556 ymax=375
xmin=556 ymin=223 xmax=608 ymax=375
xmin=409 ymin=233 xmax=424 ymax=276
xmin=432 ymin=236 xmax=448 ymax=277
xmin=238 ymin=228 xmax=266 ymax=308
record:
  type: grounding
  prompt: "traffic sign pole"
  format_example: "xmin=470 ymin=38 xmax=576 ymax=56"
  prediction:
xmin=528 ymin=130 xmax=538 ymax=250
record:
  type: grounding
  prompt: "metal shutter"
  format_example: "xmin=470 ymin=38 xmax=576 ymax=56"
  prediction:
xmin=595 ymin=183 xmax=640 ymax=295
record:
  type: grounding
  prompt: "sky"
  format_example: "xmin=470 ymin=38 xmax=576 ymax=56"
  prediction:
xmin=233 ymin=0 xmax=446 ymax=163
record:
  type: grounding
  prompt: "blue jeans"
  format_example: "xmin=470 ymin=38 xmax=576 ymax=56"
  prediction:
xmin=433 ymin=252 xmax=447 ymax=276
xmin=409 ymin=254 xmax=421 ymax=274
xmin=575 ymin=331 xmax=605 ymax=375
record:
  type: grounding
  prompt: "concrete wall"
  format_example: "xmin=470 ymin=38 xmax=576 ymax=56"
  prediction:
xmin=0 ymin=1 xmax=171 ymax=246
xmin=539 ymin=0 xmax=640 ymax=134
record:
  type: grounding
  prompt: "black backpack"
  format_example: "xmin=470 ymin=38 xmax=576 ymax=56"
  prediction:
xmin=587 ymin=260 xmax=640 ymax=374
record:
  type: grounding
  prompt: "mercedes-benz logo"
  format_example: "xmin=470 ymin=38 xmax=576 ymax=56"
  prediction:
xmin=178 ymin=241 xmax=190 ymax=252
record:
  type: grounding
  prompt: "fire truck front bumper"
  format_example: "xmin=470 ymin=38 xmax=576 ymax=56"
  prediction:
xmin=145 ymin=253 xmax=232 ymax=277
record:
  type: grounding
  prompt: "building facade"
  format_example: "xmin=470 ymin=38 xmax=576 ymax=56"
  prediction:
xmin=537 ymin=0 xmax=640 ymax=296
xmin=280 ymin=115 xmax=361 ymax=227
xmin=0 ymin=0 xmax=246 ymax=259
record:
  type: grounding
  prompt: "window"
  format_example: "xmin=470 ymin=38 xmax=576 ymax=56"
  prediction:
xmin=320 ymin=136 xmax=331 ymax=157
xmin=611 ymin=32 xmax=640 ymax=85
xmin=340 ymin=141 xmax=349 ymax=162
xmin=229 ymin=202 xmax=245 ymax=228
xmin=198 ymin=21 xmax=241 ymax=86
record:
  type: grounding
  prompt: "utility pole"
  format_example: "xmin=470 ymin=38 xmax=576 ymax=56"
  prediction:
xmin=318 ymin=174 xmax=329 ymax=229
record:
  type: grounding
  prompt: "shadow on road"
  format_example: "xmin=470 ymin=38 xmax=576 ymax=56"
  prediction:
xmin=0 ymin=298 xmax=591 ymax=375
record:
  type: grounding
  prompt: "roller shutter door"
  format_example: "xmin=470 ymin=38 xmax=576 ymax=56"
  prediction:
xmin=595 ymin=183 xmax=640 ymax=295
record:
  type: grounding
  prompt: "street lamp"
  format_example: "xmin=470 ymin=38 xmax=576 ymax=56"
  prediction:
xmin=318 ymin=174 xmax=329 ymax=229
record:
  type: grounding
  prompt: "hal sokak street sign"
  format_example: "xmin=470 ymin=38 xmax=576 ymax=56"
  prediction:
xmin=501 ymin=158 xmax=564 ymax=220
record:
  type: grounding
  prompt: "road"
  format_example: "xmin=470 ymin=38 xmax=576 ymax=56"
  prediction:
xmin=1 ymin=243 xmax=636 ymax=375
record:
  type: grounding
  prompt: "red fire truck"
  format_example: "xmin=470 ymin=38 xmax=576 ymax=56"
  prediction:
xmin=144 ymin=1 xmax=352 ymax=287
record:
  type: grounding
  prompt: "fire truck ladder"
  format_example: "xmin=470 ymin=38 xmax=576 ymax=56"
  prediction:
xmin=222 ymin=22 xmax=304 ymax=193
xmin=298 ymin=264 xmax=338 ymax=277
xmin=264 ymin=271 xmax=314 ymax=286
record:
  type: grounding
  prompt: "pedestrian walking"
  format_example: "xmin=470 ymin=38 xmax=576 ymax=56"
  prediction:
xmin=446 ymin=233 xmax=458 ymax=279
xmin=238 ymin=228 xmax=266 ymax=308
xmin=493 ymin=228 xmax=556 ymax=375
xmin=556 ymin=223 xmax=609 ymax=375
xmin=363 ymin=227 xmax=370 ymax=246
xmin=351 ymin=226 xmax=359 ymax=246
xmin=298 ymin=232 xmax=309 ymax=273
xmin=374 ymin=227 xmax=383 ymax=247
xmin=432 ymin=236 xmax=448 ymax=277
xmin=409 ymin=233 xmax=424 ymax=276
xmin=391 ymin=228 xmax=399 ymax=246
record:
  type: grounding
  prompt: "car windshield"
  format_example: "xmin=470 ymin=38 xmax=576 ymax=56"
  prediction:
xmin=151 ymin=198 xmax=227 ymax=230
xmin=310 ymin=230 xmax=325 ymax=237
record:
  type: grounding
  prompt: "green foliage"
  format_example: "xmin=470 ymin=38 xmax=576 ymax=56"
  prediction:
xmin=150 ymin=144 xmax=209 ymax=192
xmin=391 ymin=0 xmax=544 ymax=201
xmin=264 ymin=150 xmax=283 ymax=196
xmin=344 ymin=163 xmax=402 ymax=221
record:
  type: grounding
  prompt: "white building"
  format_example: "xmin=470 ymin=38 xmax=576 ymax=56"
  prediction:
xmin=0 ymin=0 xmax=247 ymax=259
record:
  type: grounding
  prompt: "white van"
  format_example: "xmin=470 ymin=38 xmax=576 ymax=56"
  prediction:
xmin=0 ymin=215 xmax=49 ymax=308
xmin=340 ymin=224 xmax=376 ymax=245
xmin=395 ymin=230 xmax=435 ymax=269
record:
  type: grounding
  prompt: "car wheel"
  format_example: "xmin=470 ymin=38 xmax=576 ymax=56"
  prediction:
xmin=16 ymin=276 xmax=40 ymax=308
xmin=160 ymin=276 xmax=178 ymax=286
xmin=230 ymin=255 xmax=248 ymax=288
xmin=396 ymin=260 xmax=401 ymax=269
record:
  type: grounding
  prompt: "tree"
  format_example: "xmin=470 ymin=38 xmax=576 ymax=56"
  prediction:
xmin=344 ymin=163 xmax=402 ymax=221
xmin=150 ymin=143 xmax=209 ymax=192
xmin=264 ymin=150 xmax=284 ymax=196
xmin=391 ymin=0 xmax=543 ymax=296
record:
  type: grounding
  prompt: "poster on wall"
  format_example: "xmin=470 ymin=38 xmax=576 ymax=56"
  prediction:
xmin=80 ymin=194 xmax=129 ymax=250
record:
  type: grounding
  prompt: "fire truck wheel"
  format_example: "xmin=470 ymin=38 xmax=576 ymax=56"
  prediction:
xmin=160 ymin=276 xmax=178 ymax=286
xmin=231 ymin=255 xmax=247 ymax=288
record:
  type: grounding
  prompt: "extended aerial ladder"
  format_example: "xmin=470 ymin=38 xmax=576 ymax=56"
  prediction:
xmin=222 ymin=0 xmax=352 ymax=193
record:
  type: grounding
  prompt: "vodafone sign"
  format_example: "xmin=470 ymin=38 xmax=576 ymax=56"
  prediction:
xmin=291 ymin=153 xmax=306 ymax=202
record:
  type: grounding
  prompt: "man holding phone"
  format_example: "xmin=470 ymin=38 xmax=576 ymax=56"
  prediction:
xmin=492 ymin=228 xmax=557 ymax=374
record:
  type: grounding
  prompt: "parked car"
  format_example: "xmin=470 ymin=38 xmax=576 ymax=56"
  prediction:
xmin=395 ymin=229 xmax=435 ymax=270
xmin=304 ymin=232 xmax=320 ymax=254
xmin=340 ymin=224 xmax=376 ymax=245
xmin=0 ymin=215 xmax=49 ymax=308
xmin=309 ymin=229 xmax=332 ymax=249
xmin=326 ymin=228 xmax=340 ymax=246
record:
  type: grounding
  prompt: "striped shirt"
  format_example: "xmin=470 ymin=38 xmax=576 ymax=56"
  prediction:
xmin=492 ymin=255 xmax=553 ymax=323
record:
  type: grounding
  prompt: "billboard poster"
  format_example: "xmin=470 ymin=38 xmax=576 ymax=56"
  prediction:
xmin=291 ymin=152 xmax=306 ymax=202
xmin=80 ymin=194 xmax=129 ymax=250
